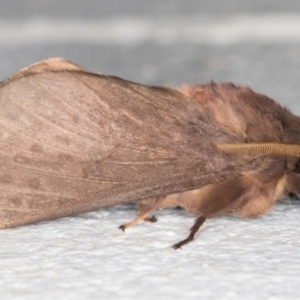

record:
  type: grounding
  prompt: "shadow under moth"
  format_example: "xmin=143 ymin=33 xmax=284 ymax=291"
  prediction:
xmin=1 ymin=57 xmax=300 ymax=249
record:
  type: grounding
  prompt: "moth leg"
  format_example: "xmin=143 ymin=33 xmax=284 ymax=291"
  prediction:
xmin=172 ymin=216 xmax=206 ymax=249
xmin=136 ymin=201 xmax=157 ymax=223
xmin=143 ymin=215 xmax=157 ymax=222
xmin=119 ymin=198 xmax=160 ymax=231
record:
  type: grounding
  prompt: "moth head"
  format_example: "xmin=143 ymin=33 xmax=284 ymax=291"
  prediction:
xmin=218 ymin=142 xmax=300 ymax=195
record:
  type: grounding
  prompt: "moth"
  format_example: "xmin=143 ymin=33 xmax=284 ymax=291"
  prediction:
xmin=1 ymin=58 xmax=300 ymax=249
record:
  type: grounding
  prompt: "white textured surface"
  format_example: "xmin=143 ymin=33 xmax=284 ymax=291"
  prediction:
xmin=0 ymin=200 xmax=299 ymax=300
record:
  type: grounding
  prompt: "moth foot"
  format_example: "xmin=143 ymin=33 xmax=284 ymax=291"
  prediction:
xmin=119 ymin=225 xmax=126 ymax=231
xmin=144 ymin=215 xmax=157 ymax=223
xmin=172 ymin=216 xmax=206 ymax=249
xmin=172 ymin=242 xmax=183 ymax=250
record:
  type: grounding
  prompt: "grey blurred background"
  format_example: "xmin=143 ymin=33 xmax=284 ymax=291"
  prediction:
xmin=1 ymin=1 xmax=300 ymax=300
xmin=1 ymin=0 xmax=300 ymax=109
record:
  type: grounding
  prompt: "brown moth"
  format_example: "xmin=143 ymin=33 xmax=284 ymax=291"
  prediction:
xmin=1 ymin=57 xmax=300 ymax=249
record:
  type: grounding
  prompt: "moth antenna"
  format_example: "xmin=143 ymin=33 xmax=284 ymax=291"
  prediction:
xmin=172 ymin=216 xmax=206 ymax=249
xmin=217 ymin=143 xmax=300 ymax=157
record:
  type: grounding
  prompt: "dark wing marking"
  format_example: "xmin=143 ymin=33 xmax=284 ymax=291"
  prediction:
xmin=0 ymin=58 xmax=242 ymax=228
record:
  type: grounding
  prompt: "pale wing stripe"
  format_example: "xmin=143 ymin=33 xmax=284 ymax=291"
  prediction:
xmin=0 ymin=142 xmax=84 ymax=162
xmin=0 ymin=184 xmax=77 ymax=198
xmin=0 ymin=159 xmax=126 ymax=184
xmin=105 ymin=159 xmax=175 ymax=165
